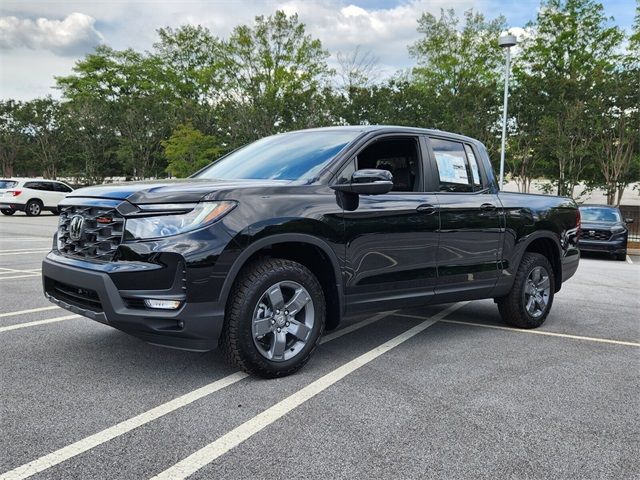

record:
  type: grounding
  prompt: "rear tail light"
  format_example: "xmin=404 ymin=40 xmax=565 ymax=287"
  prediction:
xmin=576 ymin=209 xmax=581 ymax=239
xmin=8 ymin=190 xmax=22 ymax=197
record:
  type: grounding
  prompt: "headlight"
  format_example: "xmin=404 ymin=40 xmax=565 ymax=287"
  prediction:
xmin=124 ymin=201 xmax=236 ymax=240
xmin=611 ymin=225 xmax=625 ymax=234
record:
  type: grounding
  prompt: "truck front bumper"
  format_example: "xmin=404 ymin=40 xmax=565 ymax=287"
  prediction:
xmin=42 ymin=252 xmax=225 ymax=351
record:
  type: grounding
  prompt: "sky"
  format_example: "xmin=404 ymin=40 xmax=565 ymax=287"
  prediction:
xmin=0 ymin=0 xmax=636 ymax=100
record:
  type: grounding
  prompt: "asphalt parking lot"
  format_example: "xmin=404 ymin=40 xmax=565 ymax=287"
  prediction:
xmin=1 ymin=213 xmax=638 ymax=480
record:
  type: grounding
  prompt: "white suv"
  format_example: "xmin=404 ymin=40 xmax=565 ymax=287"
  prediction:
xmin=0 ymin=178 xmax=74 ymax=216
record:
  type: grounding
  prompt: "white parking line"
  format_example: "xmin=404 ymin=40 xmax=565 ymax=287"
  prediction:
xmin=394 ymin=313 xmax=640 ymax=347
xmin=150 ymin=303 xmax=465 ymax=480
xmin=626 ymin=255 xmax=633 ymax=264
xmin=0 ymin=267 xmax=41 ymax=273
xmin=0 ymin=315 xmax=79 ymax=333
xmin=0 ymin=274 xmax=40 ymax=280
xmin=0 ymin=306 xmax=58 ymax=318
xmin=0 ymin=250 xmax=49 ymax=256
xmin=0 ymin=304 xmax=435 ymax=480
xmin=0 ymin=248 xmax=50 ymax=253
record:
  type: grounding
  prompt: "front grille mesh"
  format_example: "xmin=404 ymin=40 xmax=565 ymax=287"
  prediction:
xmin=57 ymin=205 xmax=124 ymax=261
xmin=583 ymin=229 xmax=612 ymax=241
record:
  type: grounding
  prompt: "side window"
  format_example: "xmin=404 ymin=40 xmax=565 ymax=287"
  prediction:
xmin=355 ymin=137 xmax=420 ymax=192
xmin=24 ymin=182 xmax=41 ymax=190
xmin=431 ymin=138 xmax=476 ymax=193
xmin=336 ymin=159 xmax=356 ymax=185
xmin=43 ymin=182 xmax=56 ymax=191
xmin=464 ymin=144 xmax=482 ymax=189
xmin=53 ymin=183 xmax=72 ymax=193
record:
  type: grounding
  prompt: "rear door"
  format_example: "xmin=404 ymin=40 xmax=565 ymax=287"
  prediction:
xmin=339 ymin=135 xmax=440 ymax=312
xmin=426 ymin=136 xmax=503 ymax=297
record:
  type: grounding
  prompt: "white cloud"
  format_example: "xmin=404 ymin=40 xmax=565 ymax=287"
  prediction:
xmin=0 ymin=12 xmax=103 ymax=55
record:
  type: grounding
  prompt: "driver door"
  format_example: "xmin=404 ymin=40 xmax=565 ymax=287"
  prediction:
xmin=339 ymin=135 xmax=440 ymax=313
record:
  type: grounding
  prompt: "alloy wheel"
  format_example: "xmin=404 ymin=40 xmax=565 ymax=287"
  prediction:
xmin=251 ymin=280 xmax=314 ymax=362
xmin=523 ymin=266 xmax=551 ymax=318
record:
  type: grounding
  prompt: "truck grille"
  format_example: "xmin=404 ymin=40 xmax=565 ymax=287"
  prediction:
xmin=584 ymin=229 xmax=611 ymax=241
xmin=57 ymin=205 xmax=124 ymax=261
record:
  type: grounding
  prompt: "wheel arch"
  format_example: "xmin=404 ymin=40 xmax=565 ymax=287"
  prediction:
xmin=219 ymin=234 xmax=344 ymax=329
xmin=522 ymin=233 xmax=562 ymax=293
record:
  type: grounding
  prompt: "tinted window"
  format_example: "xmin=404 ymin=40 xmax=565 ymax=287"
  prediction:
xmin=464 ymin=144 xmax=482 ymax=187
xmin=24 ymin=182 xmax=42 ymax=190
xmin=0 ymin=180 xmax=17 ymax=189
xmin=53 ymin=182 xmax=72 ymax=192
xmin=579 ymin=207 xmax=621 ymax=223
xmin=431 ymin=138 xmax=473 ymax=193
xmin=196 ymin=131 xmax=359 ymax=181
xmin=356 ymin=137 xmax=420 ymax=192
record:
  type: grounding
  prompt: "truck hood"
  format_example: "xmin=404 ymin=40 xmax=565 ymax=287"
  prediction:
xmin=67 ymin=178 xmax=290 ymax=204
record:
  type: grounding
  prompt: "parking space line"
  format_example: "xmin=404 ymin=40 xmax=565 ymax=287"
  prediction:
xmin=0 ymin=304 xmax=431 ymax=479
xmin=0 ymin=274 xmax=40 ymax=280
xmin=150 ymin=302 xmax=465 ymax=480
xmin=394 ymin=313 xmax=640 ymax=347
xmin=0 ymin=267 xmax=41 ymax=274
xmin=0 ymin=315 xmax=79 ymax=333
xmin=0 ymin=248 xmax=50 ymax=253
xmin=0 ymin=306 xmax=58 ymax=319
xmin=0 ymin=250 xmax=49 ymax=256
xmin=626 ymin=255 xmax=633 ymax=264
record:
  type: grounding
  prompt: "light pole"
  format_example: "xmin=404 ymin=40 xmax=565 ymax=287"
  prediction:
xmin=498 ymin=33 xmax=517 ymax=190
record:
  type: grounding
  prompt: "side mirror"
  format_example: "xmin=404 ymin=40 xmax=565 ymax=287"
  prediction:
xmin=331 ymin=169 xmax=393 ymax=195
xmin=624 ymin=218 xmax=634 ymax=224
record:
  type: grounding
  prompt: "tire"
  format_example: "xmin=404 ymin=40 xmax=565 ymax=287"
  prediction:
xmin=1 ymin=209 xmax=15 ymax=216
xmin=51 ymin=208 xmax=60 ymax=216
xmin=220 ymin=257 xmax=326 ymax=378
xmin=615 ymin=252 xmax=627 ymax=261
xmin=25 ymin=200 xmax=42 ymax=217
xmin=496 ymin=252 xmax=555 ymax=329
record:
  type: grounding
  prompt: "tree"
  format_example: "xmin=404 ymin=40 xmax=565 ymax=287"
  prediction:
xmin=515 ymin=0 xmax=625 ymax=196
xmin=0 ymin=100 xmax=27 ymax=177
xmin=21 ymin=97 xmax=67 ymax=179
xmin=409 ymin=9 xmax=506 ymax=157
xmin=216 ymin=11 xmax=332 ymax=146
xmin=57 ymin=46 xmax=176 ymax=179
xmin=162 ymin=123 xmax=221 ymax=178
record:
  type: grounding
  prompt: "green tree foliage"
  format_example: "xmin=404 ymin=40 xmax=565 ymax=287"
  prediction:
xmin=513 ymin=0 xmax=626 ymax=197
xmin=162 ymin=122 xmax=221 ymax=178
xmin=409 ymin=9 xmax=506 ymax=156
xmin=216 ymin=11 xmax=333 ymax=145
xmin=0 ymin=3 xmax=637 ymax=202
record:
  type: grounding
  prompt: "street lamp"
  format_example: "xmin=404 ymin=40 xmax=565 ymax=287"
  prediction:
xmin=498 ymin=33 xmax=517 ymax=190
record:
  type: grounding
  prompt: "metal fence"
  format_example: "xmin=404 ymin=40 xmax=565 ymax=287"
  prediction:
xmin=620 ymin=205 xmax=640 ymax=242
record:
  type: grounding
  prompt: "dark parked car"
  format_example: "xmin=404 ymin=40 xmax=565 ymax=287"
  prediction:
xmin=42 ymin=126 xmax=580 ymax=377
xmin=578 ymin=205 xmax=632 ymax=261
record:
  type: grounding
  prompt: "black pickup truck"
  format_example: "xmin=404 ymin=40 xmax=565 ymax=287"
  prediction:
xmin=42 ymin=126 xmax=580 ymax=377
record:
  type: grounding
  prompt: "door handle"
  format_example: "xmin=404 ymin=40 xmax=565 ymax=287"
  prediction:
xmin=416 ymin=204 xmax=437 ymax=215
xmin=480 ymin=203 xmax=497 ymax=211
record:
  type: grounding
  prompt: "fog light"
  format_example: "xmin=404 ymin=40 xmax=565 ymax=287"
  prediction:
xmin=144 ymin=299 xmax=182 ymax=310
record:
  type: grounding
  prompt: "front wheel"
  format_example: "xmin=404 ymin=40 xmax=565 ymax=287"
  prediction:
xmin=220 ymin=257 xmax=326 ymax=378
xmin=496 ymin=252 xmax=555 ymax=329
xmin=1 ymin=209 xmax=15 ymax=216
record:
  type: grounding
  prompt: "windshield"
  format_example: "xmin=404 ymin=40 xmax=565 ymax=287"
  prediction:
xmin=579 ymin=207 xmax=621 ymax=223
xmin=0 ymin=180 xmax=17 ymax=189
xmin=195 ymin=131 xmax=359 ymax=181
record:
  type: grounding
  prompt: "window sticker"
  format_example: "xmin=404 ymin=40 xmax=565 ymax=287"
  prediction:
xmin=435 ymin=152 xmax=469 ymax=185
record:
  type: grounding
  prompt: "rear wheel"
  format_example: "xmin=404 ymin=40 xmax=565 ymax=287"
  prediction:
xmin=220 ymin=257 xmax=326 ymax=378
xmin=1 ymin=209 xmax=15 ymax=216
xmin=496 ymin=252 xmax=555 ymax=329
xmin=25 ymin=200 xmax=42 ymax=217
